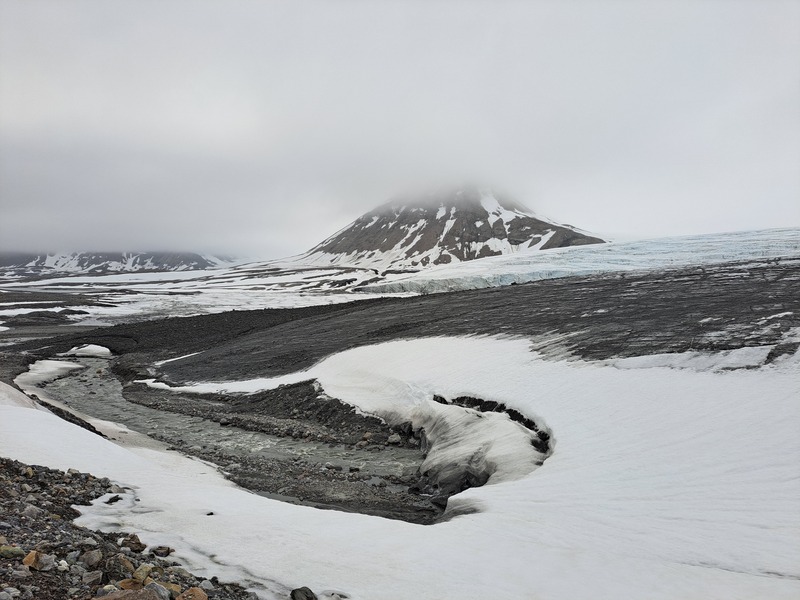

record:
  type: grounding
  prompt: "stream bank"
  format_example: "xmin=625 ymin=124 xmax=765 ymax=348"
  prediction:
xmin=18 ymin=356 xmax=443 ymax=524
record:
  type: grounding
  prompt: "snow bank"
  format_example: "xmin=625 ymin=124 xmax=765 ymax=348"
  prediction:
xmin=14 ymin=359 xmax=83 ymax=389
xmin=0 ymin=381 xmax=44 ymax=410
xmin=2 ymin=337 xmax=799 ymax=599
xmin=63 ymin=344 xmax=113 ymax=358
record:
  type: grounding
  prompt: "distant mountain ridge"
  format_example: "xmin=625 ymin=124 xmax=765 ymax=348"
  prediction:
xmin=297 ymin=188 xmax=604 ymax=271
xmin=0 ymin=251 xmax=232 ymax=280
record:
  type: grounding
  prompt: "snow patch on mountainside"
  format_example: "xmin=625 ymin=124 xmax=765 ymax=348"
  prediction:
xmin=0 ymin=251 xmax=236 ymax=280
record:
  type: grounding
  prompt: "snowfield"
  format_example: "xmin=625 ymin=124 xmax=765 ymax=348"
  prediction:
xmin=2 ymin=336 xmax=799 ymax=600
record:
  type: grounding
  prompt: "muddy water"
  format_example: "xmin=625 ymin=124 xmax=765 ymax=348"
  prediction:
xmin=30 ymin=357 xmax=427 ymax=507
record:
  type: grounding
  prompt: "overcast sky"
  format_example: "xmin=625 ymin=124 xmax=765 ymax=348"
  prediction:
xmin=1 ymin=0 xmax=798 ymax=257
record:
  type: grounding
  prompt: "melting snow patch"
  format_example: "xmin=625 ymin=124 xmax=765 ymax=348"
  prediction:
xmin=611 ymin=346 xmax=775 ymax=371
xmin=15 ymin=359 xmax=83 ymax=389
xmin=63 ymin=344 xmax=113 ymax=358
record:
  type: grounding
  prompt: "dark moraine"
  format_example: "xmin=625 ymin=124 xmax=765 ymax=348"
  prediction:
xmin=13 ymin=257 xmax=797 ymax=384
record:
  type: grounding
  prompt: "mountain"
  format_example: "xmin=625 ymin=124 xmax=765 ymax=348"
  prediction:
xmin=0 ymin=251 xmax=233 ymax=280
xmin=297 ymin=188 xmax=604 ymax=272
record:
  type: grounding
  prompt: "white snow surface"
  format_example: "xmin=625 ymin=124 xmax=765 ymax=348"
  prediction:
xmin=14 ymin=359 xmax=83 ymax=389
xmin=0 ymin=381 xmax=44 ymax=410
xmin=3 ymin=337 xmax=799 ymax=599
xmin=63 ymin=344 xmax=112 ymax=358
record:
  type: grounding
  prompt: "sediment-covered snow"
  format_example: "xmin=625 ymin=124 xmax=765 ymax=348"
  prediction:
xmin=3 ymin=337 xmax=798 ymax=599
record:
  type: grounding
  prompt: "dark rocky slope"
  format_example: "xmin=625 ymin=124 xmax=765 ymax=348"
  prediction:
xmin=301 ymin=188 xmax=604 ymax=270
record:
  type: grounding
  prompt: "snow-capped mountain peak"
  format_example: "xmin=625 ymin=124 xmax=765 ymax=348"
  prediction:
xmin=0 ymin=251 xmax=235 ymax=280
xmin=298 ymin=188 xmax=604 ymax=272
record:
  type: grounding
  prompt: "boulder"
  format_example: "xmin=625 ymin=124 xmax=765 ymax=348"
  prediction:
xmin=176 ymin=588 xmax=208 ymax=600
xmin=22 ymin=550 xmax=55 ymax=571
xmin=0 ymin=545 xmax=25 ymax=559
xmin=102 ymin=590 xmax=163 ymax=600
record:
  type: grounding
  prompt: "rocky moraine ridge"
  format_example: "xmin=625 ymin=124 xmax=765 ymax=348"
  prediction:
xmin=0 ymin=457 xmax=257 ymax=600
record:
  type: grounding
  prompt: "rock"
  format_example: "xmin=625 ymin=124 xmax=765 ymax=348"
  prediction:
xmin=198 ymin=580 xmax=214 ymax=592
xmin=161 ymin=582 xmax=182 ymax=598
xmin=22 ymin=550 xmax=56 ymax=571
xmin=2 ymin=589 xmax=20 ymax=599
xmin=0 ymin=591 xmax=12 ymax=600
xmin=81 ymin=548 xmax=105 ymax=567
xmin=0 ymin=545 xmax=26 ymax=559
xmin=133 ymin=563 xmax=154 ymax=582
xmin=290 ymin=587 xmax=318 ymax=600
xmin=151 ymin=545 xmax=173 ymax=557
xmin=106 ymin=553 xmax=136 ymax=579
xmin=121 ymin=534 xmax=147 ymax=553
xmin=97 ymin=584 xmax=121 ymax=597
xmin=176 ymin=588 xmax=208 ymax=600
xmin=20 ymin=505 xmax=43 ymax=519
xmin=102 ymin=591 xmax=163 ymax=600
xmin=78 ymin=536 xmax=100 ymax=547
xmin=387 ymin=433 xmax=402 ymax=445
xmin=83 ymin=569 xmax=104 ymax=585
xmin=58 ymin=559 xmax=69 ymax=572
xmin=144 ymin=582 xmax=171 ymax=600
xmin=118 ymin=579 xmax=144 ymax=590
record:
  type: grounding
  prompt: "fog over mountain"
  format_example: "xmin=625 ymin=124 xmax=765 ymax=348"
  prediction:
xmin=1 ymin=1 xmax=798 ymax=256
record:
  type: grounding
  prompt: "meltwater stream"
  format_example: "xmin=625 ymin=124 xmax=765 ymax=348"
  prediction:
xmin=18 ymin=357 xmax=429 ymax=518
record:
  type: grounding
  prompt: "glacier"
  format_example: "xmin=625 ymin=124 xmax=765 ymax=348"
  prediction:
xmin=362 ymin=227 xmax=800 ymax=293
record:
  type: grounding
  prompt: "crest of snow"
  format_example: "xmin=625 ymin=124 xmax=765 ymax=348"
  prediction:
xmin=760 ymin=311 xmax=794 ymax=322
xmin=153 ymin=352 xmax=205 ymax=366
xmin=2 ymin=336 xmax=798 ymax=599
xmin=0 ymin=381 xmax=44 ymax=410
xmin=63 ymin=344 xmax=112 ymax=358
xmin=610 ymin=346 xmax=775 ymax=371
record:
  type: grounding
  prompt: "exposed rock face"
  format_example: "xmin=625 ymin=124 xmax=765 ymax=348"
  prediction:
xmin=300 ymin=188 xmax=604 ymax=271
